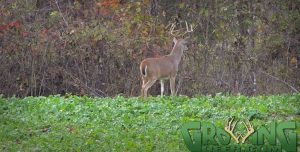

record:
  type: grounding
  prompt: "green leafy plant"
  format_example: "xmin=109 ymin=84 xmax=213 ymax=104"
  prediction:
xmin=0 ymin=94 xmax=299 ymax=151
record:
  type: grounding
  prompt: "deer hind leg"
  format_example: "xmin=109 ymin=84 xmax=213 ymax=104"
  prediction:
xmin=170 ymin=77 xmax=176 ymax=96
xmin=160 ymin=80 xmax=164 ymax=96
xmin=143 ymin=78 xmax=157 ymax=97
xmin=141 ymin=77 xmax=147 ymax=97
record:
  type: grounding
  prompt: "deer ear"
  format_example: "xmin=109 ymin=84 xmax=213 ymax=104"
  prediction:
xmin=173 ymin=37 xmax=177 ymax=43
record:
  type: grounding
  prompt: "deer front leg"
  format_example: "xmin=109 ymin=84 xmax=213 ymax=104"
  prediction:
xmin=160 ymin=80 xmax=164 ymax=96
xmin=170 ymin=77 xmax=176 ymax=96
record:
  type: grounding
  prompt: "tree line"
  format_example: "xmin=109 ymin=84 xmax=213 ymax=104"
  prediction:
xmin=0 ymin=0 xmax=299 ymax=97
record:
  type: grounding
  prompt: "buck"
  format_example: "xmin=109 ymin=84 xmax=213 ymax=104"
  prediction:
xmin=140 ymin=21 xmax=195 ymax=97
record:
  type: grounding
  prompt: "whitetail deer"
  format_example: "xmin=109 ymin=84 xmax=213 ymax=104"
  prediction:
xmin=140 ymin=21 xmax=195 ymax=97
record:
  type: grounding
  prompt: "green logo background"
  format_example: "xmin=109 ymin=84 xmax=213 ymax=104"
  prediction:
xmin=181 ymin=121 xmax=297 ymax=152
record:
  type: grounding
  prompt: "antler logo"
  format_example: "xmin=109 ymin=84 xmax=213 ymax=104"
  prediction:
xmin=224 ymin=118 xmax=255 ymax=144
xmin=182 ymin=121 xmax=297 ymax=152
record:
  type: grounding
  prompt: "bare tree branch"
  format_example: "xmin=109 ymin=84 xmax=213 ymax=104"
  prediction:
xmin=260 ymin=70 xmax=299 ymax=93
xmin=55 ymin=0 xmax=68 ymax=27
xmin=59 ymin=67 xmax=107 ymax=97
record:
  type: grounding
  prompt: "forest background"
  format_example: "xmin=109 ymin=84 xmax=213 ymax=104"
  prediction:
xmin=0 ymin=0 xmax=299 ymax=97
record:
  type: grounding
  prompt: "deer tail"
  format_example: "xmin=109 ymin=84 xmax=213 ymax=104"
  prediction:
xmin=140 ymin=64 xmax=147 ymax=77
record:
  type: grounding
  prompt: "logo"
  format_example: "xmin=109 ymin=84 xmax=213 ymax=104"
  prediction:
xmin=181 ymin=119 xmax=297 ymax=152
xmin=224 ymin=118 xmax=254 ymax=144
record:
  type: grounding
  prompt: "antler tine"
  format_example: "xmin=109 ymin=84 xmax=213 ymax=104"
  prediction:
xmin=170 ymin=23 xmax=176 ymax=34
xmin=241 ymin=120 xmax=255 ymax=143
xmin=169 ymin=22 xmax=181 ymax=37
xmin=224 ymin=118 xmax=240 ymax=143
xmin=180 ymin=21 xmax=197 ymax=37
xmin=227 ymin=117 xmax=232 ymax=126
xmin=244 ymin=121 xmax=249 ymax=131
xmin=185 ymin=21 xmax=193 ymax=32
xmin=232 ymin=119 xmax=238 ymax=128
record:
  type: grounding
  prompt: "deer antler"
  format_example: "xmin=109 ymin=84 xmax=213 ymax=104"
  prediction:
xmin=240 ymin=120 xmax=254 ymax=143
xmin=168 ymin=21 xmax=196 ymax=37
xmin=181 ymin=21 xmax=196 ymax=37
xmin=224 ymin=118 xmax=241 ymax=143
xmin=168 ymin=22 xmax=180 ymax=37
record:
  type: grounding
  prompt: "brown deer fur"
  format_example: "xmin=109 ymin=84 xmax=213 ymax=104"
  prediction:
xmin=140 ymin=37 xmax=188 ymax=97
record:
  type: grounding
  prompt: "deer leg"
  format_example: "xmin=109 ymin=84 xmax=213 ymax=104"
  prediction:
xmin=170 ymin=77 xmax=176 ymax=96
xmin=160 ymin=80 xmax=164 ymax=96
xmin=143 ymin=79 xmax=157 ymax=97
xmin=141 ymin=77 xmax=147 ymax=97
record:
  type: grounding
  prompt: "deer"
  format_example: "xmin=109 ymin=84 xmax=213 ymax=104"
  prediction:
xmin=140 ymin=21 xmax=195 ymax=98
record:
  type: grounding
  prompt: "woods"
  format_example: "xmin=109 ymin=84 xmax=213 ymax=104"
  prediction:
xmin=1 ymin=0 xmax=299 ymax=97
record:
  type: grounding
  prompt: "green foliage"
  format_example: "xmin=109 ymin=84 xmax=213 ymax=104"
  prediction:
xmin=0 ymin=95 xmax=299 ymax=151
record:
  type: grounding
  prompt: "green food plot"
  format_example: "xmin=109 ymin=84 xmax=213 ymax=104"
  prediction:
xmin=0 ymin=94 xmax=299 ymax=151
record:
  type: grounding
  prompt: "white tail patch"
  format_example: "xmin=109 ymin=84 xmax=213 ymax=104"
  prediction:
xmin=144 ymin=65 xmax=148 ymax=77
xmin=141 ymin=65 xmax=148 ymax=77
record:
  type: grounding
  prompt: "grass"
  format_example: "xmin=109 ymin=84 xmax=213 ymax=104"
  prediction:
xmin=0 ymin=94 xmax=299 ymax=151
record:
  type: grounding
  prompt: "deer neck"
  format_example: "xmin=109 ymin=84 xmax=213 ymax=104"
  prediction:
xmin=169 ymin=43 xmax=184 ymax=63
